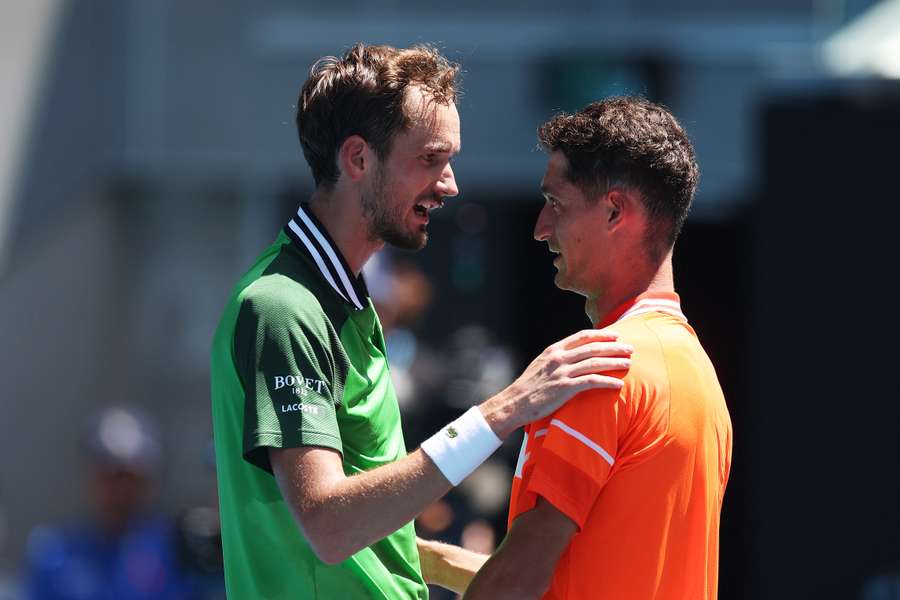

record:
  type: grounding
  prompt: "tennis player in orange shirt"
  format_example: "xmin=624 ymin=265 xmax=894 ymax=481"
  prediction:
xmin=463 ymin=98 xmax=733 ymax=599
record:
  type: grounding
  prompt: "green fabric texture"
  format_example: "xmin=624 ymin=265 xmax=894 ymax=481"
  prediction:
xmin=211 ymin=230 xmax=427 ymax=599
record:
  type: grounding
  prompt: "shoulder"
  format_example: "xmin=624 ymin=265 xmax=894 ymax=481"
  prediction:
xmin=237 ymin=274 xmax=332 ymax=332
xmin=603 ymin=315 xmax=686 ymax=435
xmin=606 ymin=316 xmax=682 ymax=387
xmin=544 ymin=384 xmax=623 ymax=448
xmin=239 ymin=273 xmax=320 ymax=314
xmin=548 ymin=318 xmax=674 ymax=428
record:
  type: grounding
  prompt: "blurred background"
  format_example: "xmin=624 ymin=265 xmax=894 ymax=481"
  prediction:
xmin=2 ymin=0 xmax=900 ymax=598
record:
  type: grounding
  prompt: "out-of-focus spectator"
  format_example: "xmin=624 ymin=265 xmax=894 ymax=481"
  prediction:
xmin=22 ymin=407 xmax=198 ymax=600
xmin=862 ymin=570 xmax=900 ymax=600
xmin=373 ymin=258 xmax=441 ymax=413
xmin=172 ymin=442 xmax=224 ymax=600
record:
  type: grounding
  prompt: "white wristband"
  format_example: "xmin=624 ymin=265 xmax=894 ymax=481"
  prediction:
xmin=420 ymin=406 xmax=503 ymax=486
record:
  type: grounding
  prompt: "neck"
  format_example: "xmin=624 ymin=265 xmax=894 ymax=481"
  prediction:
xmin=306 ymin=187 xmax=383 ymax=276
xmin=585 ymin=250 xmax=676 ymax=326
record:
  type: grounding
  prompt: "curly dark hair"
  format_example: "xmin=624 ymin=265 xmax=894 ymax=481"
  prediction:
xmin=538 ymin=97 xmax=699 ymax=254
xmin=297 ymin=43 xmax=460 ymax=188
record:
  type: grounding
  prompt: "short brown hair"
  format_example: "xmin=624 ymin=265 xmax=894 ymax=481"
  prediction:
xmin=297 ymin=43 xmax=459 ymax=187
xmin=538 ymin=97 xmax=699 ymax=253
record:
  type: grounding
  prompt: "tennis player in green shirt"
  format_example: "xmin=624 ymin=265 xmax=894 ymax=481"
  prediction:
xmin=211 ymin=43 xmax=633 ymax=599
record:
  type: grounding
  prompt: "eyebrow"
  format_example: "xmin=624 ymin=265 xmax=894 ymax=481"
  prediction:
xmin=424 ymin=141 xmax=455 ymax=154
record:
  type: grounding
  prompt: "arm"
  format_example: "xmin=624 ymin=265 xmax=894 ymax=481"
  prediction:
xmin=417 ymin=537 xmax=490 ymax=594
xmin=463 ymin=497 xmax=577 ymax=600
xmin=272 ymin=329 xmax=631 ymax=564
xmin=271 ymin=445 xmax=450 ymax=564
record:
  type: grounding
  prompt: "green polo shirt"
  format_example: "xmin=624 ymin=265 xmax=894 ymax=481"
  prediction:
xmin=211 ymin=205 xmax=427 ymax=599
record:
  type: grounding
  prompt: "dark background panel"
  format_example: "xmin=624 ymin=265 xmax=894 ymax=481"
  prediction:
xmin=756 ymin=88 xmax=900 ymax=600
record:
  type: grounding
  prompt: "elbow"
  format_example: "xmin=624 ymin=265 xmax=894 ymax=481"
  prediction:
xmin=309 ymin=534 xmax=352 ymax=566
xmin=312 ymin=544 xmax=350 ymax=566
xmin=298 ymin=511 xmax=355 ymax=565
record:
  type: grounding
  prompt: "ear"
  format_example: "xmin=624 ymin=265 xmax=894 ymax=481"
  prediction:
xmin=605 ymin=189 xmax=628 ymax=229
xmin=338 ymin=135 xmax=372 ymax=182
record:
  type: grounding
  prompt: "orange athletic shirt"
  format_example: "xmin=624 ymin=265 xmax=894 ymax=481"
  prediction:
xmin=508 ymin=292 xmax=733 ymax=600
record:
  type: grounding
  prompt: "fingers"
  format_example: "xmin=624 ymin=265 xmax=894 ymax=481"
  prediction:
xmin=566 ymin=357 xmax=632 ymax=378
xmin=567 ymin=374 xmax=625 ymax=395
xmin=557 ymin=329 xmax=619 ymax=350
xmin=563 ymin=341 xmax=633 ymax=363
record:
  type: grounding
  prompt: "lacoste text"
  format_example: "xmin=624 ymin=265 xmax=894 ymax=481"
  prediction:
xmin=281 ymin=403 xmax=320 ymax=414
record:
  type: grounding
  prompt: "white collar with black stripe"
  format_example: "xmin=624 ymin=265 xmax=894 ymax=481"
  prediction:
xmin=284 ymin=204 xmax=369 ymax=311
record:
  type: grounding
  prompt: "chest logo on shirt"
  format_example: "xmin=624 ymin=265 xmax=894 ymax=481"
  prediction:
xmin=272 ymin=375 xmax=327 ymax=397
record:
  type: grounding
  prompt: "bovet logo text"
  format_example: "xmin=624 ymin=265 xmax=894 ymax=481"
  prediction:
xmin=273 ymin=375 xmax=327 ymax=397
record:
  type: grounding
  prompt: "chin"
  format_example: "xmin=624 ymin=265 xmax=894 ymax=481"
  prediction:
xmin=553 ymin=273 xmax=584 ymax=295
xmin=411 ymin=232 xmax=428 ymax=250
xmin=383 ymin=228 xmax=428 ymax=251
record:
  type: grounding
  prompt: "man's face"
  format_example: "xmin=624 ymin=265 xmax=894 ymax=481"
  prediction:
xmin=362 ymin=88 xmax=461 ymax=250
xmin=534 ymin=151 xmax=609 ymax=297
xmin=89 ymin=463 xmax=152 ymax=533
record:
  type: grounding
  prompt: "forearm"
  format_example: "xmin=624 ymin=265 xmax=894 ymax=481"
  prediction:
xmin=464 ymin=551 xmax=547 ymax=600
xmin=478 ymin=389 xmax=521 ymax=440
xmin=464 ymin=497 xmax=575 ymax=600
xmin=279 ymin=448 xmax=452 ymax=563
xmin=417 ymin=537 xmax=489 ymax=594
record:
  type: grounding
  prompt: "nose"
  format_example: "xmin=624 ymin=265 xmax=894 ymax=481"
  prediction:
xmin=534 ymin=203 xmax=553 ymax=242
xmin=436 ymin=162 xmax=459 ymax=198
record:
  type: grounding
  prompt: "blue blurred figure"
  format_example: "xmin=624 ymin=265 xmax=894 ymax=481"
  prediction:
xmin=862 ymin=572 xmax=900 ymax=600
xmin=23 ymin=407 xmax=197 ymax=600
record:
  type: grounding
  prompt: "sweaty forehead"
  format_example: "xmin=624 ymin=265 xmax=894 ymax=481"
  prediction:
xmin=400 ymin=87 xmax=461 ymax=153
xmin=403 ymin=84 xmax=442 ymax=120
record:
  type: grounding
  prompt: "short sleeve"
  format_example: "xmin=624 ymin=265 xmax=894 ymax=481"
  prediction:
xmin=234 ymin=293 xmax=343 ymax=473
xmin=518 ymin=389 xmax=622 ymax=530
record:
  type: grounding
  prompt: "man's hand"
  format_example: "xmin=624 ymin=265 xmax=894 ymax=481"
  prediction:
xmin=417 ymin=537 xmax=489 ymax=594
xmin=480 ymin=330 xmax=632 ymax=439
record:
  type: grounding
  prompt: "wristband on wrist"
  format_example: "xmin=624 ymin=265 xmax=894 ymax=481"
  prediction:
xmin=420 ymin=406 xmax=503 ymax=486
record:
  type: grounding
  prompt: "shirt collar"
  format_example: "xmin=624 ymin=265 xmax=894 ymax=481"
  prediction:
xmin=596 ymin=291 xmax=687 ymax=328
xmin=283 ymin=204 xmax=369 ymax=311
